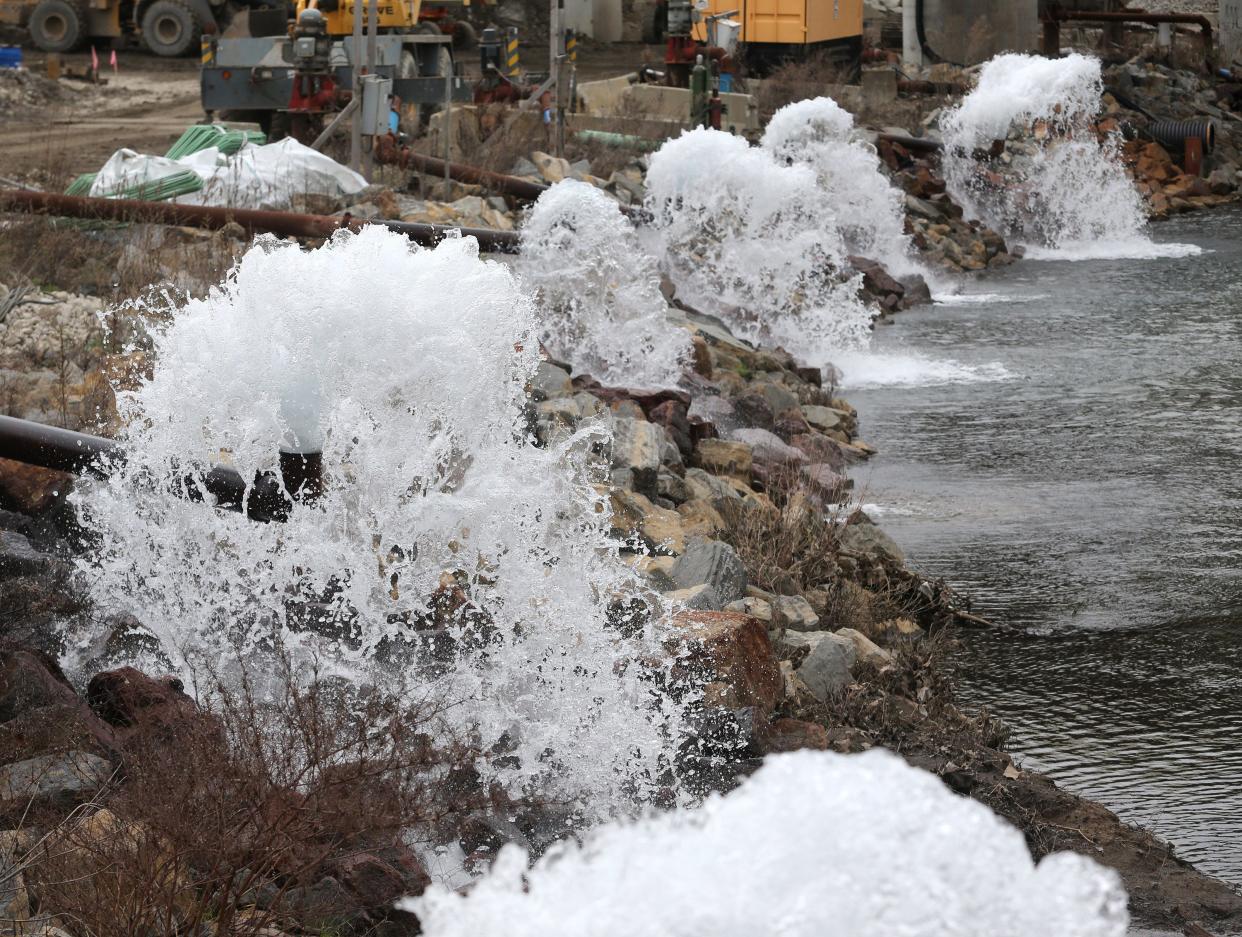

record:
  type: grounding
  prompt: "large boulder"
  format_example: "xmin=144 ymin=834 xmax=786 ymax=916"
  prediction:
xmin=0 ymin=751 xmax=112 ymax=820
xmin=837 ymin=514 xmax=906 ymax=566
xmin=669 ymin=611 xmax=781 ymax=715
xmin=86 ymin=667 xmax=221 ymax=751
xmin=669 ymin=538 xmax=747 ymax=605
xmin=692 ymin=439 xmax=752 ymax=484
xmin=608 ymin=490 xmax=686 ymax=555
xmin=0 ymin=458 xmax=72 ymax=516
xmin=794 ymin=632 xmax=857 ymax=702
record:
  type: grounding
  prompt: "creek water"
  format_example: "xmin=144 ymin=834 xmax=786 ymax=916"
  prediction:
xmin=845 ymin=206 xmax=1242 ymax=886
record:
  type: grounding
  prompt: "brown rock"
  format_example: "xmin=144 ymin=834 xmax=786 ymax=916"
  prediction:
xmin=670 ymin=610 xmax=781 ymax=715
xmin=648 ymin=399 xmax=692 ymax=459
xmin=86 ymin=667 xmax=221 ymax=750
xmin=759 ymin=718 xmax=830 ymax=753
xmin=0 ymin=702 xmax=116 ymax=764
xmin=692 ymin=439 xmax=752 ymax=483
xmin=0 ymin=458 xmax=72 ymax=516
xmin=0 ymin=648 xmax=79 ymax=722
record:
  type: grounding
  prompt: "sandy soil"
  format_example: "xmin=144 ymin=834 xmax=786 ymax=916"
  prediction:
xmin=0 ymin=53 xmax=202 ymax=179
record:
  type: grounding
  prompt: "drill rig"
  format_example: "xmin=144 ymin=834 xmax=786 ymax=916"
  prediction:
xmin=200 ymin=0 xmax=469 ymax=142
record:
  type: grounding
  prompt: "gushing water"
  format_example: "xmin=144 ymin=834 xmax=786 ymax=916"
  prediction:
xmin=761 ymin=97 xmax=920 ymax=278
xmin=408 ymin=749 xmax=1129 ymax=937
xmin=941 ymin=53 xmax=1196 ymax=259
xmin=70 ymin=227 xmax=689 ymax=813
xmin=519 ymin=179 xmax=691 ymax=389
xmin=643 ymin=127 xmax=874 ymax=366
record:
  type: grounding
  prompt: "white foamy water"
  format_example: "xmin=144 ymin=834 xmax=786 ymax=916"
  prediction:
xmin=834 ymin=348 xmax=1014 ymax=389
xmin=71 ymin=226 xmax=690 ymax=812
xmin=761 ymin=97 xmax=923 ymax=279
xmin=408 ymin=749 xmax=1129 ymax=937
xmin=942 ymin=53 xmax=1195 ymax=260
xmin=520 ymin=180 xmax=692 ymax=389
xmin=934 ymin=291 xmax=1049 ymax=305
xmin=1022 ymin=240 xmax=1203 ymax=262
xmin=643 ymin=127 xmax=874 ymax=365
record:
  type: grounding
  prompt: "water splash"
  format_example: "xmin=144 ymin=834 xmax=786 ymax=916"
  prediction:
xmin=761 ymin=97 xmax=921 ymax=278
xmin=643 ymin=127 xmax=873 ymax=365
xmin=834 ymin=347 xmax=1013 ymax=389
xmin=942 ymin=53 xmax=1197 ymax=259
xmin=407 ymin=748 xmax=1129 ymax=937
xmin=519 ymin=179 xmax=692 ymax=389
xmin=70 ymin=226 xmax=689 ymax=812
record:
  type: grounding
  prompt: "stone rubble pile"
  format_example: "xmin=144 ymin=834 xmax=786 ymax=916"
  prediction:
xmin=1103 ymin=57 xmax=1242 ymax=215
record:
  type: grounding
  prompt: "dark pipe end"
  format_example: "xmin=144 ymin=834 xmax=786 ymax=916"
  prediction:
xmin=279 ymin=450 xmax=324 ymax=504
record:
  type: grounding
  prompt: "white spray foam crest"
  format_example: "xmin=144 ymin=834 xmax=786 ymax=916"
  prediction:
xmin=941 ymin=53 xmax=1158 ymax=256
xmin=643 ymin=127 xmax=873 ymax=366
xmin=407 ymin=748 xmax=1130 ymax=937
xmin=519 ymin=179 xmax=692 ymax=389
xmin=72 ymin=226 xmax=689 ymax=812
xmin=761 ymin=97 xmax=922 ymax=279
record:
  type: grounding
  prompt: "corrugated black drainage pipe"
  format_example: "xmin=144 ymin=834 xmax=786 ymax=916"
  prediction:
xmin=1149 ymin=118 xmax=1217 ymax=154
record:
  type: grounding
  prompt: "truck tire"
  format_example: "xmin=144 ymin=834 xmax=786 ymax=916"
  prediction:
xmin=141 ymin=0 xmax=201 ymax=57
xmin=28 ymin=0 xmax=90 ymax=53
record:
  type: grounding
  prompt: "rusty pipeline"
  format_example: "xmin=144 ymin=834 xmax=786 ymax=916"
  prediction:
xmin=896 ymin=79 xmax=968 ymax=96
xmin=0 ymin=189 xmax=522 ymax=254
xmin=875 ymin=132 xmax=944 ymax=155
xmin=0 ymin=414 xmax=300 ymax=523
xmin=373 ymin=137 xmax=550 ymax=202
xmin=1042 ymin=11 xmax=1213 ymax=65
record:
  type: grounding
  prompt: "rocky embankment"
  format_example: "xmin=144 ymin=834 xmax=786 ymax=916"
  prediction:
xmin=3 ymin=271 xmax=1242 ymax=932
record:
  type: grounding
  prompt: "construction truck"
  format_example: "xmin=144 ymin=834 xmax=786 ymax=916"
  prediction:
xmin=200 ymin=0 xmax=472 ymax=142
xmin=0 ymin=0 xmax=479 ymax=58
xmin=656 ymin=0 xmax=863 ymax=81
xmin=0 ymin=0 xmax=237 ymax=56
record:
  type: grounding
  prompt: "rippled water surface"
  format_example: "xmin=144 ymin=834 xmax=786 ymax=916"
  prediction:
xmin=846 ymin=208 xmax=1242 ymax=885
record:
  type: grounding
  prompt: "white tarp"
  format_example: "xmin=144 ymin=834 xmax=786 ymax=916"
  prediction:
xmin=89 ymin=150 xmax=193 ymax=198
xmin=89 ymin=138 xmax=367 ymax=212
xmin=178 ymin=138 xmax=367 ymax=211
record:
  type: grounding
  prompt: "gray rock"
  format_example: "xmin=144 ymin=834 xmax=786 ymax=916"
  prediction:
xmin=0 ymin=531 xmax=53 ymax=576
xmin=528 ymin=361 xmax=573 ymax=401
xmin=905 ymin=194 xmax=944 ymax=221
xmin=657 ymin=469 xmax=691 ymax=504
xmin=669 ymin=538 xmax=748 ymax=604
xmin=837 ymin=517 xmax=905 ymax=565
xmin=284 ymin=876 xmax=362 ymax=932
xmin=666 ymin=583 xmax=721 ymax=610
xmin=795 ymin=632 xmax=857 ymax=701
xmin=800 ymin=405 xmax=846 ymax=433
xmin=0 ymin=752 xmax=112 ymax=818
xmin=610 ymin=417 xmax=664 ymax=474
xmin=684 ymin=467 xmax=738 ymax=501
xmin=772 ymin=594 xmax=820 ymax=632
xmin=751 ymin=381 xmax=800 ymax=417
xmin=730 ymin=427 xmax=806 ymax=467
xmin=723 ymin=595 xmax=772 ymax=623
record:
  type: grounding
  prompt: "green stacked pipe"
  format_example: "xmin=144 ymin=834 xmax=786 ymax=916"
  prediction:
xmin=165 ymin=124 xmax=266 ymax=160
xmin=65 ymin=173 xmax=96 ymax=196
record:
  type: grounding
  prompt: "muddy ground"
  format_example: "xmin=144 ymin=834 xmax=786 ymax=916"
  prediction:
xmin=0 ymin=42 xmax=665 ymax=181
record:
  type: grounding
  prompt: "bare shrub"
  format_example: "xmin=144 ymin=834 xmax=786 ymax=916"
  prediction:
xmin=753 ymin=52 xmax=852 ymax=124
xmin=716 ymin=468 xmax=847 ymax=594
xmin=30 ymin=659 xmax=481 ymax=937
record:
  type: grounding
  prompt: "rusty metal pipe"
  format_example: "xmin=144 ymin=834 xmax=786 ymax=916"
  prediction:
xmin=0 ymin=190 xmax=522 ymax=254
xmin=373 ymin=138 xmax=550 ymax=202
xmin=0 ymin=414 xmax=293 ymax=523
xmin=1047 ymin=11 xmax=1213 ymax=63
